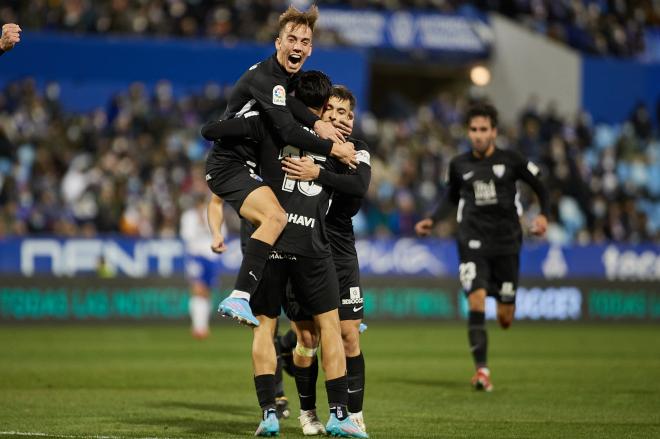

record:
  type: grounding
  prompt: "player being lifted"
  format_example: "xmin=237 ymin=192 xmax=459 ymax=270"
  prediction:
xmin=203 ymin=5 xmax=355 ymax=328
xmin=415 ymin=103 xmax=549 ymax=392
xmin=281 ymin=85 xmax=371 ymax=433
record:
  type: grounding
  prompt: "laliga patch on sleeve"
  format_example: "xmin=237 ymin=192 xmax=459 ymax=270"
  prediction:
xmin=527 ymin=161 xmax=540 ymax=176
xmin=272 ymin=85 xmax=286 ymax=106
xmin=356 ymin=149 xmax=371 ymax=166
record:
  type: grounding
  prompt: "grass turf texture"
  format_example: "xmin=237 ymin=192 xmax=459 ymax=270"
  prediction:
xmin=0 ymin=323 xmax=659 ymax=439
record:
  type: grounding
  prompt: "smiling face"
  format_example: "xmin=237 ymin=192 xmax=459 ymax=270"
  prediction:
xmin=275 ymin=22 xmax=313 ymax=74
xmin=468 ymin=116 xmax=497 ymax=157
xmin=322 ymin=96 xmax=354 ymax=134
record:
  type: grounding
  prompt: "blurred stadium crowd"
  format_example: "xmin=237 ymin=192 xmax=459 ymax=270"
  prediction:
xmin=0 ymin=78 xmax=658 ymax=243
xmin=2 ymin=0 xmax=658 ymax=57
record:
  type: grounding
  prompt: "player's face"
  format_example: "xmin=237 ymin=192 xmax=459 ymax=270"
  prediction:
xmin=468 ymin=116 xmax=497 ymax=156
xmin=322 ymin=96 xmax=354 ymax=134
xmin=275 ymin=23 xmax=313 ymax=74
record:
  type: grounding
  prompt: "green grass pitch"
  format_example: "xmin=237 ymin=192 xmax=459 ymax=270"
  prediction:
xmin=1 ymin=322 xmax=659 ymax=439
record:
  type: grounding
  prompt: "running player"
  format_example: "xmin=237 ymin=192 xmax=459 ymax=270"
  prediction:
xmin=415 ymin=103 xmax=549 ymax=392
xmin=203 ymin=5 xmax=355 ymax=328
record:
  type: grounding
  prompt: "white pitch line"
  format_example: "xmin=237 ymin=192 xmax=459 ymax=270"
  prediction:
xmin=0 ymin=432 xmax=184 ymax=439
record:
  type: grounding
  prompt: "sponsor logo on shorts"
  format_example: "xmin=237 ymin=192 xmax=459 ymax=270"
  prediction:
xmin=500 ymin=282 xmax=515 ymax=297
xmin=468 ymin=240 xmax=481 ymax=249
xmin=249 ymin=172 xmax=263 ymax=182
xmin=205 ymin=173 xmax=212 ymax=181
xmin=352 ymin=306 xmax=364 ymax=312
xmin=342 ymin=287 xmax=363 ymax=305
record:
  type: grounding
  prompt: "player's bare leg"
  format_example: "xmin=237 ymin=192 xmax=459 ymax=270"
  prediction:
xmin=468 ymin=289 xmax=493 ymax=391
xmin=189 ymin=281 xmax=211 ymax=339
xmin=291 ymin=321 xmax=325 ymax=436
xmin=252 ymin=315 xmax=280 ymax=436
xmin=341 ymin=319 xmax=367 ymax=432
xmin=497 ymin=303 xmax=515 ymax=329
xmin=218 ymin=187 xmax=287 ymax=327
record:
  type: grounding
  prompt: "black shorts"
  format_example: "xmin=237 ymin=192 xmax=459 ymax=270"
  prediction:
xmin=458 ymin=251 xmax=519 ymax=304
xmin=334 ymin=256 xmax=364 ymax=321
xmin=206 ymin=158 xmax=266 ymax=216
xmin=251 ymin=252 xmax=340 ymax=320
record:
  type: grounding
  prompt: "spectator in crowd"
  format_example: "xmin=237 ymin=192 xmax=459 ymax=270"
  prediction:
xmin=2 ymin=1 xmax=658 ymax=57
xmin=0 ymin=78 xmax=658 ymax=244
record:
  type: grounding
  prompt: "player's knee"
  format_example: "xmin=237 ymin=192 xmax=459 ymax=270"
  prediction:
xmin=498 ymin=316 xmax=513 ymax=329
xmin=296 ymin=329 xmax=319 ymax=350
xmin=266 ymin=208 xmax=287 ymax=233
xmin=341 ymin=329 xmax=360 ymax=357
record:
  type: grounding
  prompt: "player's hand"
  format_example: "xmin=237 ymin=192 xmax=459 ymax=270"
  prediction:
xmin=334 ymin=117 xmax=353 ymax=137
xmin=281 ymin=156 xmax=319 ymax=181
xmin=0 ymin=23 xmax=21 ymax=52
xmin=210 ymin=234 xmax=227 ymax=253
xmin=331 ymin=141 xmax=357 ymax=169
xmin=415 ymin=218 xmax=434 ymax=237
xmin=530 ymin=214 xmax=548 ymax=237
xmin=314 ymin=119 xmax=345 ymax=143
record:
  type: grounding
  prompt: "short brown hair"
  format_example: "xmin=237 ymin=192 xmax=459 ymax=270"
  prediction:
xmin=466 ymin=102 xmax=498 ymax=128
xmin=330 ymin=85 xmax=356 ymax=111
xmin=278 ymin=5 xmax=319 ymax=35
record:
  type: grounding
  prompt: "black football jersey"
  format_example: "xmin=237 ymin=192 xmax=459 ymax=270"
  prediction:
xmin=206 ymin=54 xmax=331 ymax=169
xmin=434 ymin=148 xmax=548 ymax=256
xmin=325 ymin=138 xmax=371 ymax=258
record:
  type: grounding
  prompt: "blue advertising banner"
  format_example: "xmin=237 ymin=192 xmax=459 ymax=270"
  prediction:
xmin=317 ymin=8 xmax=492 ymax=55
xmin=1 ymin=237 xmax=658 ymax=281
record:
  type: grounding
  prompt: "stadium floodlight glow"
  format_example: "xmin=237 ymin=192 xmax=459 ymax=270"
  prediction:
xmin=470 ymin=66 xmax=491 ymax=86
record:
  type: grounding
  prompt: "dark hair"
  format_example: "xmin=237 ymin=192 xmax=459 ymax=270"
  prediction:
xmin=294 ymin=70 xmax=332 ymax=110
xmin=330 ymin=85 xmax=356 ymax=111
xmin=466 ymin=103 xmax=498 ymax=128
xmin=279 ymin=5 xmax=319 ymax=35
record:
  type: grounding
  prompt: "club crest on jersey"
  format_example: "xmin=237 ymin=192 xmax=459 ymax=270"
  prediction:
xmin=272 ymin=85 xmax=286 ymax=106
xmin=492 ymin=164 xmax=505 ymax=178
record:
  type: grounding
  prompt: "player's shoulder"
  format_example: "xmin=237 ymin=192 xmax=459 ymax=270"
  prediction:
xmin=450 ymin=151 xmax=473 ymax=167
xmin=497 ymin=147 xmax=526 ymax=164
xmin=349 ymin=137 xmax=371 ymax=167
xmin=350 ymin=137 xmax=370 ymax=152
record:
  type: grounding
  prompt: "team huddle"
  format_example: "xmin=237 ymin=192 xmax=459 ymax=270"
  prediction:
xmin=199 ymin=5 xmax=548 ymax=438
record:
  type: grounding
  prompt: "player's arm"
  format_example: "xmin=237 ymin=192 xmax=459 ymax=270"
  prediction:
xmin=416 ymin=160 xmax=460 ymax=237
xmin=200 ymin=116 xmax=264 ymax=143
xmin=516 ymin=155 xmax=550 ymax=236
xmin=248 ymin=83 xmax=357 ymax=166
xmin=288 ymin=95 xmax=346 ymax=142
xmin=207 ymin=194 xmax=227 ymax=253
xmin=281 ymin=146 xmax=371 ymax=197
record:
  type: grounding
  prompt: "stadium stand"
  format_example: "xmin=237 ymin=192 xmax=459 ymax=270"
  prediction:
xmin=2 ymin=0 xmax=658 ymax=56
xmin=0 ymin=78 xmax=658 ymax=243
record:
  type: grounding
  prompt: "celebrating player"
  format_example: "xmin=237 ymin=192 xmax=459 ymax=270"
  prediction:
xmin=203 ymin=5 xmax=356 ymax=328
xmin=415 ymin=103 xmax=549 ymax=392
xmin=206 ymin=71 xmax=367 ymax=437
xmin=281 ymin=85 xmax=371 ymax=433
